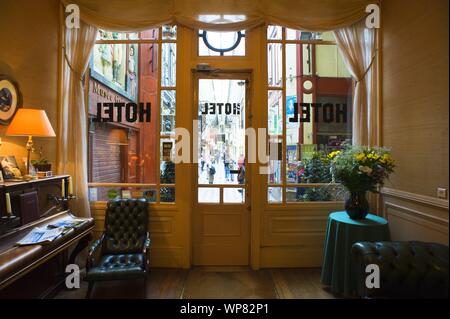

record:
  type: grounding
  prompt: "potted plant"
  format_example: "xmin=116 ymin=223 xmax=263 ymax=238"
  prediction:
xmin=31 ymin=146 xmax=52 ymax=172
xmin=330 ymin=147 xmax=395 ymax=219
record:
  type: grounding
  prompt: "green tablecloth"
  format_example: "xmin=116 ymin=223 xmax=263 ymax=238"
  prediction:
xmin=320 ymin=211 xmax=390 ymax=296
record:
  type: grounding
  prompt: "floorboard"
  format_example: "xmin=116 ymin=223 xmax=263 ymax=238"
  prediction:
xmin=54 ymin=267 xmax=335 ymax=299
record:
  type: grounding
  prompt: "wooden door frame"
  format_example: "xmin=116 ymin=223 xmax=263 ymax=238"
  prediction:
xmin=191 ymin=69 xmax=253 ymax=266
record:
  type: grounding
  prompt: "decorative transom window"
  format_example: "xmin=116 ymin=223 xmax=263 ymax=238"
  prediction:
xmin=198 ymin=30 xmax=246 ymax=56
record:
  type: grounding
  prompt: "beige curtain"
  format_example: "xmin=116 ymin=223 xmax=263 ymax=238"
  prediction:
xmin=333 ymin=18 xmax=378 ymax=146
xmin=61 ymin=0 xmax=377 ymax=32
xmin=57 ymin=20 xmax=98 ymax=217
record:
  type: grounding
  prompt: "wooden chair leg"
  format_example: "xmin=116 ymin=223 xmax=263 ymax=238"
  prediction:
xmin=86 ymin=282 xmax=94 ymax=299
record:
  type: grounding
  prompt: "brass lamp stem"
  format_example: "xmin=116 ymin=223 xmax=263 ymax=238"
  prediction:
xmin=26 ymin=135 xmax=34 ymax=176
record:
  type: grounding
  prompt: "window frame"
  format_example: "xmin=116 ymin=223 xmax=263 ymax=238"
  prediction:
xmin=86 ymin=26 xmax=178 ymax=205
xmin=266 ymin=26 xmax=349 ymax=205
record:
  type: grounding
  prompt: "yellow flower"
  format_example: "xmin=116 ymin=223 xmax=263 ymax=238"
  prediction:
xmin=327 ymin=150 xmax=341 ymax=159
xmin=355 ymin=153 xmax=366 ymax=162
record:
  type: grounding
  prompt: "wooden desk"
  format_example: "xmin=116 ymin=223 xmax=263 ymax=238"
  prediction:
xmin=0 ymin=176 xmax=94 ymax=298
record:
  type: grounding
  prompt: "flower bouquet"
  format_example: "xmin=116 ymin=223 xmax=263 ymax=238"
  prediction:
xmin=330 ymin=147 xmax=395 ymax=219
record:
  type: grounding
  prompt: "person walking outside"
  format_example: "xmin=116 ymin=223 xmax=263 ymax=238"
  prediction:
xmin=208 ymin=163 xmax=216 ymax=184
xmin=238 ymin=163 xmax=245 ymax=199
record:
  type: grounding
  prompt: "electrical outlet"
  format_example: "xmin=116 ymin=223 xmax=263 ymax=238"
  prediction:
xmin=437 ymin=188 xmax=447 ymax=199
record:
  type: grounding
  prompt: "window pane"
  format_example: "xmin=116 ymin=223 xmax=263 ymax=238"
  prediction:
xmin=267 ymin=25 xmax=282 ymax=40
xmin=89 ymin=29 xmax=176 ymax=203
xmin=89 ymin=40 xmax=158 ymax=186
xmin=140 ymin=29 xmax=159 ymax=40
xmin=198 ymin=79 xmax=246 ymax=185
xmin=88 ymin=186 xmax=157 ymax=202
xmin=160 ymin=138 xmax=176 ymax=183
xmin=267 ymin=43 xmax=282 ymax=87
xmin=223 ymin=188 xmax=245 ymax=203
xmin=161 ymin=43 xmax=176 ymax=87
xmin=198 ymin=187 xmax=220 ymax=203
xmin=268 ymin=135 xmax=282 ymax=184
xmin=162 ymin=25 xmax=177 ymax=40
xmin=285 ymin=43 xmax=352 ymax=186
xmin=286 ymin=29 xmax=334 ymax=41
xmin=97 ymin=29 xmax=159 ymax=41
xmin=268 ymin=90 xmax=283 ymax=136
xmin=286 ymin=185 xmax=346 ymax=202
xmin=161 ymin=90 xmax=176 ymax=134
xmin=96 ymin=30 xmax=127 ymax=41
xmin=160 ymin=187 xmax=175 ymax=202
xmin=268 ymin=187 xmax=282 ymax=203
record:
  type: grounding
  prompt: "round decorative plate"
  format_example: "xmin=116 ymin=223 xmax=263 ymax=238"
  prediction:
xmin=0 ymin=76 xmax=21 ymax=125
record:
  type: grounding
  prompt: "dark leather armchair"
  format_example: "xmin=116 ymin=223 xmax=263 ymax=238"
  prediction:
xmin=85 ymin=199 xmax=150 ymax=298
xmin=351 ymin=241 xmax=449 ymax=298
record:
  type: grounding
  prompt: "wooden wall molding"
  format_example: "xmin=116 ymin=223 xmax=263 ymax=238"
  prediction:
xmin=381 ymin=187 xmax=449 ymax=210
xmin=384 ymin=201 xmax=448 ymax=230
xmin=381 ymin=187 xmax=449 ymax=245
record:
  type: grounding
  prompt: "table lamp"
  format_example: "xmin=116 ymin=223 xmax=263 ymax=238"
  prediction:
xmin=6 ymin=108 xmax=56 ymax=179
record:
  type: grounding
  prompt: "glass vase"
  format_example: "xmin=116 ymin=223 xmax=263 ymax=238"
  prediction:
xmin=344 ymin=191 xmax=369 ymax=219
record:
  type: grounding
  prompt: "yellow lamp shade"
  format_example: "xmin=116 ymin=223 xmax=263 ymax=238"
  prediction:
xmin=6 ymin=108 xmax=56 ymax=137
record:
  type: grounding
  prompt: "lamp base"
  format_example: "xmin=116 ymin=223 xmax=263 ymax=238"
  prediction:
xmin=21 ymin=174 xmax=37 ymax=181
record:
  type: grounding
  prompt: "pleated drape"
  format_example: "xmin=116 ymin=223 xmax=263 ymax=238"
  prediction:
xmin=57 ymin=21 xmax=98 ymax=217
xmin=61 ymin=0 xmax=377 ymax=32
xmin=334 ymin=19 xmax=378 ymax=146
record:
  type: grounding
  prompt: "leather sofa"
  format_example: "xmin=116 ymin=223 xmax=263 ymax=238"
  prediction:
xmin=351 ymin=241 xmax=449 ymax=298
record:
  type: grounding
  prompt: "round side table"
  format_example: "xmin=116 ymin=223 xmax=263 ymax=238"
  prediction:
xmin=320 ymin=211 xmax=390 ymax=296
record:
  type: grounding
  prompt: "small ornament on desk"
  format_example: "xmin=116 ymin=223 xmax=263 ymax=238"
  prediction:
xmin=36 ymin=171 xmax=52 ymax=178
xmin=22 ymin=157 xmax=37 ymax=179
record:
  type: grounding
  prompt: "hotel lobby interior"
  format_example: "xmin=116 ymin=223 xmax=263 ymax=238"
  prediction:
xmin=0 ymin=0 xmax=448 ymax=302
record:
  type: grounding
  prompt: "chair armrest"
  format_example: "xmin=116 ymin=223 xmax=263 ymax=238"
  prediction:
xmin=143 ymin=232 xmax=151 ymax=271
xmin=87 ymin=234 xmax=105 ymax=270
xmin=143 ymin=232 xmax=151 ymax=254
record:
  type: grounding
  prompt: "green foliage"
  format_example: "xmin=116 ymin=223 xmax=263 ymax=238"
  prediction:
xmin=297 ymin=152 xmax=333 ymax=202
xmin=160 ymin=161 xmax=175 ymax=202
xmin=301 ymin=152 xmax=332 ymax=183
xmin=31 ymin=157 xmax=50 ymax=165
xmin=107 ymin=188 xmax=119 ymax=199
xmin=297 ymin=187 xmax=332 ymax=202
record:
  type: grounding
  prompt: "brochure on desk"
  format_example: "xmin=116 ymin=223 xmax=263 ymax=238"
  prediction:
xmin=16 ymin=218 xmax=87 ymax=246
xmin=16 ymin=227 xmax=68 ymax=246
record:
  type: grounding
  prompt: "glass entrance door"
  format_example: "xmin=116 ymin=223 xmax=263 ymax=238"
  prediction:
xmin=193 ymin=73 xmax=251 ymax=265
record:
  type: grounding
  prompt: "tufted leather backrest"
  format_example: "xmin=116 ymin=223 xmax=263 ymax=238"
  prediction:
xmin=352 ymin=241 xmax=449 ymax=298
xmin=103 ymin=198 xmax=149 ymax=254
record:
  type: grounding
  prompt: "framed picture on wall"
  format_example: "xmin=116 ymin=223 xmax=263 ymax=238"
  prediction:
xmin=0 ymin=155 xmax=22 ymax=180
xmin=0 ymin=75 xmax=22 ymax=125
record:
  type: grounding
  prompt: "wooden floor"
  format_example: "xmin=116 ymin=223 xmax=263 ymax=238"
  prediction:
xmin=54 ymin=267 xmax=335 ymax=299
